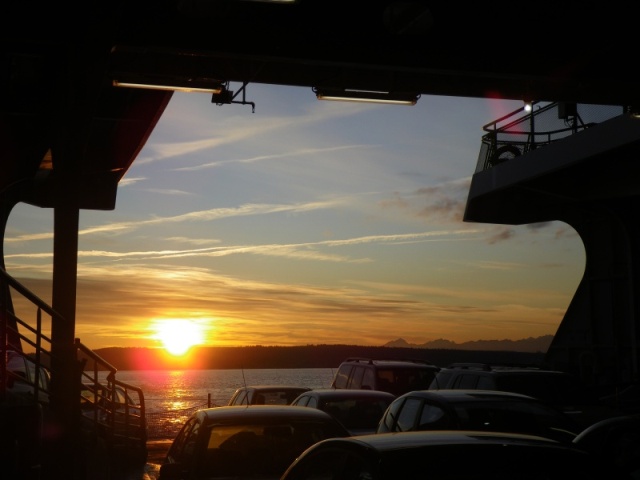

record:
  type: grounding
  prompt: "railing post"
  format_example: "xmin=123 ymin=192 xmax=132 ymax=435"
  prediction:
xmin=34 ymin=308 xmax=42 ymax=402
xmin=529 ymin=106 xmax=536 ymax=152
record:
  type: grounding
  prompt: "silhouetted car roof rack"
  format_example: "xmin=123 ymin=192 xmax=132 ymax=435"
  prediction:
xmin=343 ymin=357 xmax=437 ymax=366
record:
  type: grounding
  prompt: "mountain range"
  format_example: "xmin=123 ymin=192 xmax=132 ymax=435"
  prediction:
xmin=91 ymin=335 xmax=553 ymax=371
xmin=383 ymin=335 xmax=554 ymax=353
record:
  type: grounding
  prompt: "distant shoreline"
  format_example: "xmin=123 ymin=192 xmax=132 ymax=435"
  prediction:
xmin=92 ymin=344 xmax=548 ymax=371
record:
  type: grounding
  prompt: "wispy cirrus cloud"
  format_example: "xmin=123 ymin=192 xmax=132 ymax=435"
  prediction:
xmin=137 ymin=101 xmax=374 ymax=165
xmin=5 ymin=229 xmax=484 ymax=264
xmin=141 ymin=188 xmax=194 ymax=196
xmin=173 ymin=144 xmax=379 ymax=171
xmin=5 ymin=199 xmax=345 ymax=243
xmin=10 ymin=261 xmax=566 ymax=349
xmin=118 ymin=176 xmax=146 ymax=187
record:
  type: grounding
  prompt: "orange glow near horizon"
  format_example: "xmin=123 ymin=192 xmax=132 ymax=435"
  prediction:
xmin=152 ymin=319 xmax=206 ymax=356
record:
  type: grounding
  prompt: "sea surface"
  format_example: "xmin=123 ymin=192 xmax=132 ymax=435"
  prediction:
xmin=112 ymin=368 xmax=337 ymax=440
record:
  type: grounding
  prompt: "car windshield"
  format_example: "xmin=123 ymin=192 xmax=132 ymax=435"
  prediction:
xmin=452 ymin=400 xmax=580 ymax=440
xmin=256 ymin=390 xmax=304 ymax=405
xmin=376 ymin=368 xmax=435 ymax=396
xmin=200 ymin=422 xmax=337 ymax=477
xmin=322 ymin=399 xmax=389 ymax=431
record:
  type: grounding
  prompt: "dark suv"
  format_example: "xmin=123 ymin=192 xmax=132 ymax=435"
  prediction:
xmin=331 ymin=357 xmax=439 ymax=396
xmin=428 ymin=363 xmax=622 ymax=428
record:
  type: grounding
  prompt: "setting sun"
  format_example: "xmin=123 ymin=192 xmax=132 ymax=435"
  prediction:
xmin=152 ymin=319 xmax=205 ymax=356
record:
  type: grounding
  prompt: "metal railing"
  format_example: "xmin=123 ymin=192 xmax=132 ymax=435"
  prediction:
xmin=77 ymin=339 xmax=147 ymax=455
xmin=1 ymin=267 xmax=147 ymax=463
xmin=475 ymin=102 xmax=625 ymax=172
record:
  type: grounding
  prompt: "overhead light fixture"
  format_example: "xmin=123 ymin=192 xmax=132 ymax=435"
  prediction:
xmin=211 ymin=86 xmax=234 ymax=105
xmin=211 ymin=81 xmax=256 ymax=112
xmin=112 ymin=76 xmax=224 ymax=94
xmin=313 ymin=87 xmax=420 ymax=106
xmin=523 ymin=100 xmax=533 ymax=112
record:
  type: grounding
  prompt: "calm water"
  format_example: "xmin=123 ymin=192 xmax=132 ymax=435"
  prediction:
xmin=112 ymin=368 xmax=337 ymax=440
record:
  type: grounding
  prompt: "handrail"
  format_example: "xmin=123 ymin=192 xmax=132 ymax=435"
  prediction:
xmin=1 ymin=267 xmax=147 ymax=463
xmin=475 ymin=102 xmax=624 ymax=172
xmin=0 ymin=267 xmax=67 ymax=323
xmin=76 ymin=338 xmax=118 ymax=375
xmin=76 ymin=338 xmax=147 ymax=448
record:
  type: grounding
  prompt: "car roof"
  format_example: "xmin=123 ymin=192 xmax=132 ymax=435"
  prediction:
xmin=283 ymin=431 xmax=625 ymax=480
xmin=313 ymin=430 xmax=563 ymax=451
xmin=196 ymin=405 xmax=342 ymax=424
xmin=298 ymin=388 xmax=396 ymax=399
xmin=234 ymin=385 xmax=311 ymax=391
xmin=399 ymin=389 xmax=537 ymax=401
xmin=341 ymin=358 xmax=439 ymax=369
xmin=442 ymin=364 xmax=569 ymax=374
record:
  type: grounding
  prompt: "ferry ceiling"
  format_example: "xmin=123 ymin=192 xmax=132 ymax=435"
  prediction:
xmin=1 ymin=2 xmax=639 ymax=355
xmin=2 ymin=1 xmax=638 ymax=205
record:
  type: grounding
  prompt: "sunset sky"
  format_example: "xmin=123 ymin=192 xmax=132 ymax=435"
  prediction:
xmin=4 ymin=84 xmax=585 ymax=351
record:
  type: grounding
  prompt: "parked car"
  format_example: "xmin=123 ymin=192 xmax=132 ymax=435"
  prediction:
xmin=227 ymin=385 xmax=311 ymax=406
xmin=429 ymin=362 xmax=622 ymax=427
xmin=1 ymin=350 xmax=47 ymax=478
xmin=281 ymin=430 xmax=629 ymax=480
xmin=290 ymin=388 xmax=395 ymax=435
xmin=2 ymin=349 xmax=50 ymax=406
xmin=572 ymin=414 xmax=640 ymax=478
xmin=157 ymin=405 xmax=351 ymax=480
xmin=331 ymin=357 xmax=439 ymax=396
xmin=376 ymin=389 xmax=582 ymax=443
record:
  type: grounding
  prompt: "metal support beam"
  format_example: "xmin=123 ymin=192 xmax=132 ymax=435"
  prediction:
xmin=46 ymin=184 xmax=82 ymax=479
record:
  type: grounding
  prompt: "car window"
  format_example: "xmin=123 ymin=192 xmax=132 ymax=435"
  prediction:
xmin=333 ymin=366 xmax=352 ymax=389
xmin=306 ymin=397 xmax=317 ymax=408
xmin=25 ymin=360 xmax=38 ymax=384
xmin=262 ymin=390 xmax=307 ymax=405
xmin=452 ymin=400 xmax=580 ymax=442
xmin=113 ymin=387 xmax=128 ymax=405
xmin=168 ymin=417 xmax=199 ymax=463
xmin=348 ymin=400 xmax=388 ymax=430
xmin=348 ymin=366 xmax=366 ymax=389
xmin=375 ymin=369 xmax=395 ymax=389
xmin=323 ymin=401 xmax=347 ymax=424
xmin=429 ymin=370 xmax=453 ymax=389
xmin=292 ymin=395 xmax=309 ymax=407
xmin=182 ymin=419 xmax=201 ymax=462
xmin=37 ymin=367 xmax=50 ymax=390
xmin=6 ymin=353 xmax=27 ymax=375
xmin=204 ymin=422 xmax=341 ymax=477
xmin=362 ymin=368 xmax=375 ymax=390
xmin=376 ymin=367 xmax=435 ymax=396
xmin=419 ymin=403 xmax=448 ymax=429
xmin=232 ymin=390 xmax=248 ymax=405
xmin=476 ymin=376 xmax=495 ymax=389
xmin=453 ymin=374 xmax=479 ymax=389
xmin=378 ymin=399 xmax=402 ymax=433
xmin=396 ymin=397 xmax=422 ymax=432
